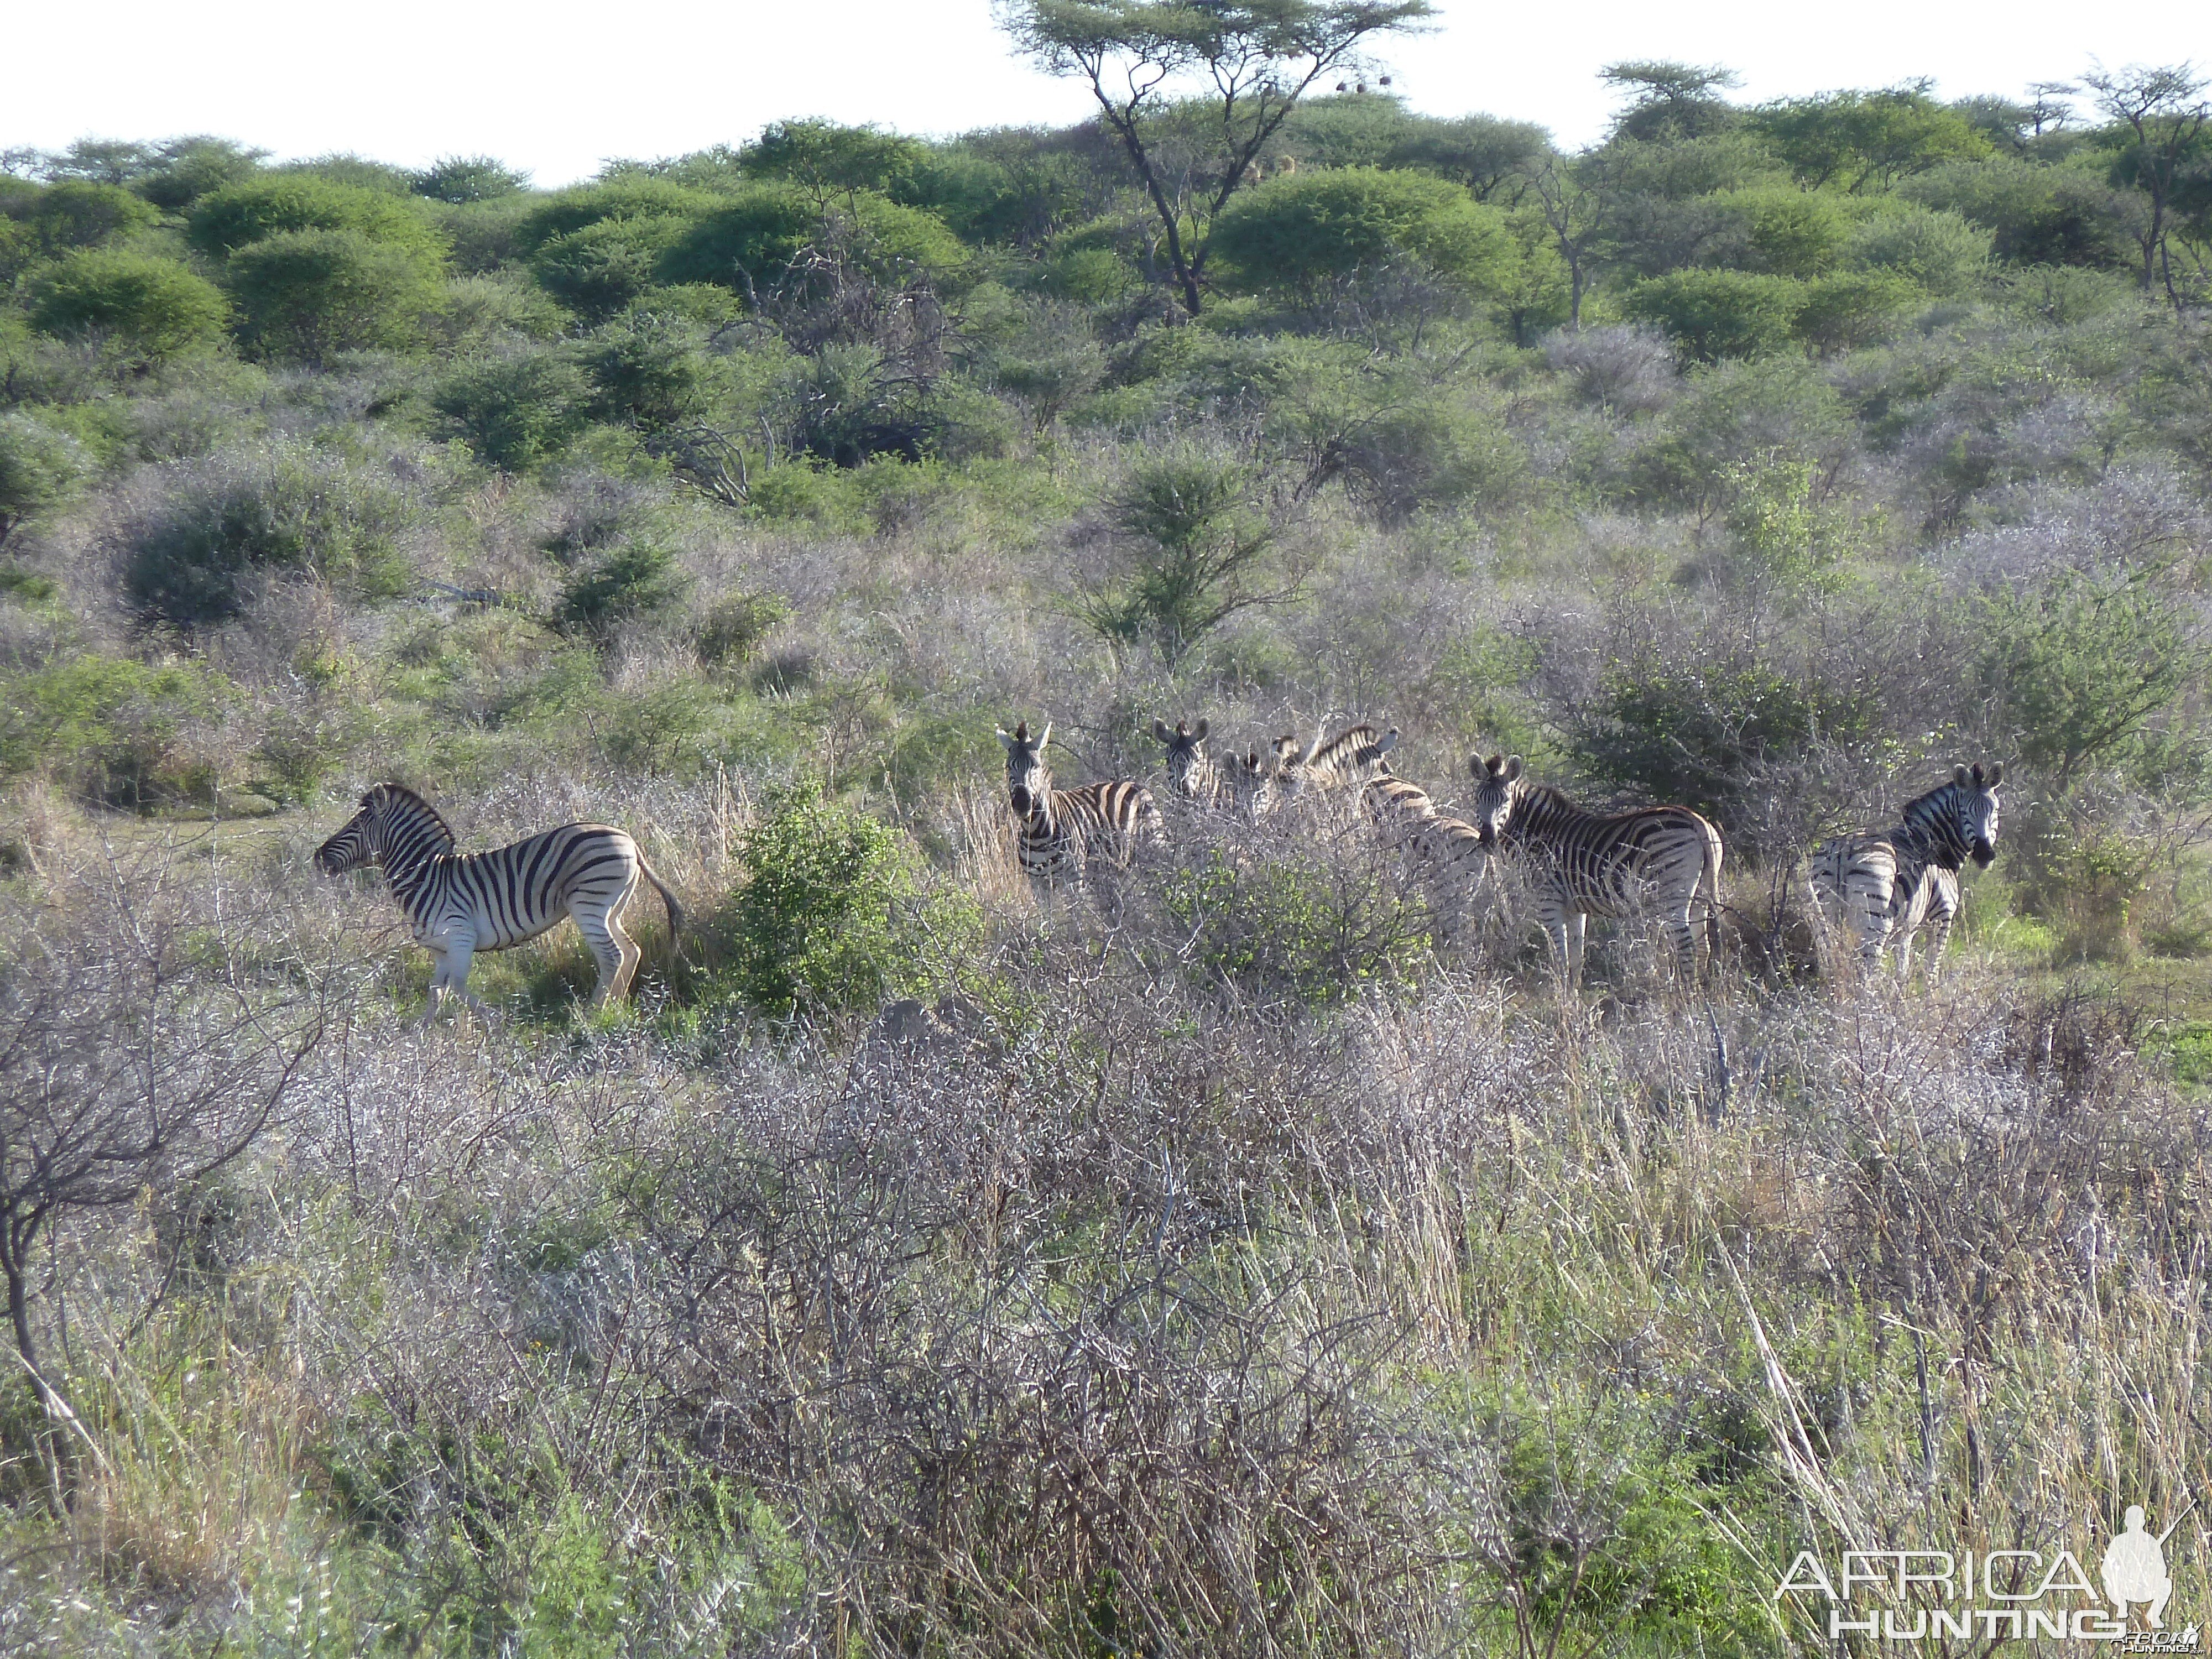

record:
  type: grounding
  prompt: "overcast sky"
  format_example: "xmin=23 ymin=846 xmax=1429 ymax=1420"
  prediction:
xmin=8 ymin=0 xmax=2205 ymax=185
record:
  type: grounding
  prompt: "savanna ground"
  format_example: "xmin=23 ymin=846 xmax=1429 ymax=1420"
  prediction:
xmin=3 ymin=36 xmax=2212 ymax=1656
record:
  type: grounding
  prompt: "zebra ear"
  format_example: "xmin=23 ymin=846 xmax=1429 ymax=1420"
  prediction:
xmin=1503 ymin=756 xmax=1525 ymax=782
xmin=1376 ymin=727 xmax=1400 ymax=755
xmin=1985 ymin=763 xmax=2004 ymax=787
xmin=1039 ymin=722 xmax=1052 ymax=751
xmin=1194 ymin=718 xmax=1208 ymax=740
xmin=1151 ymin=719 xmax=1171 ymax=741
xmin=997 ymin=727 xmax=1017 ymax=751
xmin=1953 ymin=764 xmax=1970 ymax=786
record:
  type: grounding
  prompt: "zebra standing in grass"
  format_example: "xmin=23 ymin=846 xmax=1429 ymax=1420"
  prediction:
xmin=315 ymin=782 xmax=684 ymax=1024
xmin=1810 ymin=764 xmax=2004 ymax=979
xmin=1467 ymin=755 xmax=1725 ymax=987
xmin=998 ymin=720 xmax=1165 ymax=887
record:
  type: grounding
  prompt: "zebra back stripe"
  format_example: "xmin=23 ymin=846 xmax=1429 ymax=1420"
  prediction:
xmin=1277 ymin=723 xmax=1400 ymax=800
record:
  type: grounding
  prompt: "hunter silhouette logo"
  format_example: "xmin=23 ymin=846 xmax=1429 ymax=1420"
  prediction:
xmin=2105 ymin=1504 xmax=2190 ymax=1634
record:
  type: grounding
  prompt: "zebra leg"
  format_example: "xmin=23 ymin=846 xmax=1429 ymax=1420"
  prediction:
xmin=1922 ymin=916 xmax=1952 ymax=985
xmin=440 ymin=936 xmax=497 ymax=1023
xmin=421 ymin=946 xmax=451 ymax=1027
xmin=1564 ymin=910 xmax=1588 ymax=990
xmin=574 ymin=894 xmax=639 ymax=1013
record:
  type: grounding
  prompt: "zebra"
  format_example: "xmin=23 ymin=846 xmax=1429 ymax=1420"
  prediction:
xmin=315 ymin=782 xmax=684 ymax=1024
xmin=998 ymin=720 xmax=1165 ymax=887
xmin=1467 ymin=755 xmax=1725 ymax=987
xmin=1273 ymin=723 xmax=1402 ymax=805
xmin=1809 ymin=763 xmax=2004 ymax=979
xmin=1405 ymin=810 xmax=1489 ymax=934
xmin=1151 ymin=718 xmax=1230 ymax=807
xmin=1363 ymin=775 xmax=1437 ymax=833
xmin=1225 ymin=747 xmax=1282 ymax=820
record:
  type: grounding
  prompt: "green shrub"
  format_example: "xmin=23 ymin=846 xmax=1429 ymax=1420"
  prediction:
xmin=1566 ymin=653 xmax=1885 ymax=830
xmin=223 ymin=228 xmax=443 ymax=362
xmin=529 ymin=216 xmax=693 ymax=320
xmin=512 ymin=179 xmax=722 ymax=256
xmin=696 ymin=591 xmax=791 ymax=669
xmin=714 ymin=783 xmax=969 ymax=1018
xmin=187 ymin=175 xmax=445 ymax=259
xmin=28 ymin=249 xmax=230 ymax=361
xmin=1160 ymin=844 xmax=1430 ymax=1008
xmin=0 ymin=415 xmax=86 ymax=550
xmin=1210 ymin=167 xmax=1515 ymax=302
xmin=1719 ymin=186 xmax=1853 ymax=279
xmin=556 ymin=540 xmax=692 ymax=639
xmin=659 ymin=185 xmax=969 ymax=294
xmin=1844 ymin=205 xmax=1991 ymax=294
xmin=431 ymin=351 xmax=593 ymax=471
xmin=1976 ymin=572 xmax=2200 ymax=791
xmin=1714 ymin=448 xmax=1861 ymax=592
xmin=1792 ymin=269 xmax=1921 ymax=353
xmin=3 ymin=181 xmax=158 ymax=267
xmin=1624 ymin=270 xmax=1808 ymax=362
xmin=0 ymin=653 xmax=217 ymax=806
xmin=409 ymin=155 xmax=529 ymax=204
xmin=131 ymin=138 xmax=265 ymax=213
xmin=123 ymin=445 xmax=421 ymax=626
xmin=1076 ymin=449 xmax=1283 ymax=666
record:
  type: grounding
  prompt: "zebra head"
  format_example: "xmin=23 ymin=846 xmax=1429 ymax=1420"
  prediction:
xmin=1467 ymin=754 xmax=1526 ymax=847
xmin=1150 ymin=717 xmax=1211 ymax=799
xmin=1950 ymin=762 xmax=2004 ymax=868
xmin=316 ymin=782 xmax=452 ymax=875
xmin=997 ymin=719 xmax=1052 ymax=802
xmin=1227 ymin=747 xmax=1280 ymax=820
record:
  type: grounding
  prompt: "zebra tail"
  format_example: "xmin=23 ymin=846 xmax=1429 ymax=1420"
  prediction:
xmin=638 ymin=853 xmax=686 ymax=937
xmin=1702 ymin=825 xmax=1725 ymax=961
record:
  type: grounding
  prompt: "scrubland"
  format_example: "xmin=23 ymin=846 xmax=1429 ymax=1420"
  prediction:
xmin=3 ymin=65 xmax=2212 ymax=1655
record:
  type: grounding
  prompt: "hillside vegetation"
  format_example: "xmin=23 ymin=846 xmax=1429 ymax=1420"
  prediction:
xmin=3 ymin=32 xmax=2212 ymax=1656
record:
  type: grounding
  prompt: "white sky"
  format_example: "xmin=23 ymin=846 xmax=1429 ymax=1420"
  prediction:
xmin=7 ymin=0 xmax=2206 ymax=186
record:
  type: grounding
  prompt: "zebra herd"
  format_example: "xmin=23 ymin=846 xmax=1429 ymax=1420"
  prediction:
xmin=313 ymin=729 xmax=2002 ymax=1022
xmin=1004 ymin=716 xmax=2004 ymax=990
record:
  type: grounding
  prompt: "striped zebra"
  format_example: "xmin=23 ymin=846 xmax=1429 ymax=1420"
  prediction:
xmin=1809 ymin=764 xmax=2004 ymax=979
xmin=1405 ymin=810 xmax=1489 ymax=932
xmin=1274 ymin=723 xmax=1402 ymax=805
xmin=998 ymin=720 xmax=1165 ymax=887
xmin=1364 ymin=775 xmax=1437 ymax=834
xmin=315 ymin=782 xmax=684 ymax=1023
xmin=1467 ymin=755 xmax=1725 ymax=987
xmin=1151 ymin=718 xmax=1230 ymax=807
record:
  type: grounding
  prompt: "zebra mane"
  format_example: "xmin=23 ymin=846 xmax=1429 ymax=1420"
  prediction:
xmin=373 ymin=781 xmax=457 ymax=850
xmin=1898 ymin=777 xmax=1962 ymax=827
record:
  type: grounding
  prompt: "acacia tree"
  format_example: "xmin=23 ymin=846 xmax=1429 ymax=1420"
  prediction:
xmin=997 ymin=0 xmax=1432 ymax=315
xmin=2079 ymin=62 xmax=2211 ymax=301
xmin=1529 ymin=150 xmax=1617 ymax=332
